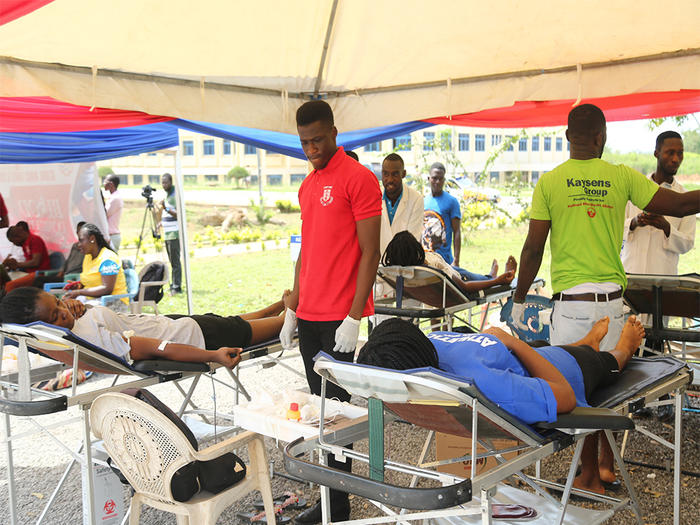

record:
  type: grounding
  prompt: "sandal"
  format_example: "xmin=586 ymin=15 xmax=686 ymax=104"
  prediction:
xmin=253 ymin=492 xmax=307 ymax=510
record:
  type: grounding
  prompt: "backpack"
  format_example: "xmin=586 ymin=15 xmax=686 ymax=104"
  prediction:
xmin=135 ymin=262 xmax=166 ymax=303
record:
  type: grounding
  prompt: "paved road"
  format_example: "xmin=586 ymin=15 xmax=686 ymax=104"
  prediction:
xmin=120 ymin=187 xmax=299 ymax=207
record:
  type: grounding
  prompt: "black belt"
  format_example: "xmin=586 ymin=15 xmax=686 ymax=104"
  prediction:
xmin=552 ymin=289 xmax=623 ymax=302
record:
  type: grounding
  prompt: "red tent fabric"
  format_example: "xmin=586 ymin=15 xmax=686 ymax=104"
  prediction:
xmin=0 ymin=0 xmax=54 ymax=26
xmin=0 ymin=97 xmax=175 ymax=132
xmin=426 ymin=90 xmax=700 ymax=128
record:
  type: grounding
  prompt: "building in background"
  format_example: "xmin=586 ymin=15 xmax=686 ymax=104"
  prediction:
xmin=98 ymin=126 xmax=569 ymax=188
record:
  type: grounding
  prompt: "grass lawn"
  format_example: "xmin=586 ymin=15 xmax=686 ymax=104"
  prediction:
xmin=154 ymin=223 xmax=698 ymax=317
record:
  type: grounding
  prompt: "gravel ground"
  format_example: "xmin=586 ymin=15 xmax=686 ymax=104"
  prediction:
xmin=1 ymin=352 xmax=698 ymax=525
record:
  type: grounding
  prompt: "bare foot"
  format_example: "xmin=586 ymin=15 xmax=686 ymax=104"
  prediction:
xmin=573 ymin=476 xmax=605 ymax=495
xmin=617 ymin=315 xmax=645 ymax=358
xmin=573 ymin=317 xmax=610 ymax=351
xmin=496 ymin=270 xmax=515 ymax=285
xmin=599 ymin=467 xmax=617 ymax=484
xmin=489 ymin=259 xmax=499 ymax=278
xmin=505 ymin=255 xmax=517 ymax=274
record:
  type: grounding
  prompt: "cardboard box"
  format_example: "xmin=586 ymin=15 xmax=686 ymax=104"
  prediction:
xmin=435 ymin=432 xmax=521 ymax=477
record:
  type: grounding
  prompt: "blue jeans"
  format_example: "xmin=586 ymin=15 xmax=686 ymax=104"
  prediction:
xmin=453 ymin=265 xmax=490 ymax=281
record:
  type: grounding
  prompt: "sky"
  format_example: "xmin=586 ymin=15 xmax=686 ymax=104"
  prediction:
xmin=605 ymin=113 xmax=700 ymax=153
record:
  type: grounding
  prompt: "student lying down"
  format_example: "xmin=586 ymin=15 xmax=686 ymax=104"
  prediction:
xmin=357 ymin=316 xmax=644 ymax=494
xmin=0 ymin=288 xmax=287 ymax=369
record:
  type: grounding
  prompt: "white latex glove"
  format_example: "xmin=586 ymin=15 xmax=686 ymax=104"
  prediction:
xmin=333 ymin=316 xmax=361 ymax=354
xmin=511 ymin=301 xmax=528 ymax=331
xmin=280 ymin=309 xmax=297 ymax=350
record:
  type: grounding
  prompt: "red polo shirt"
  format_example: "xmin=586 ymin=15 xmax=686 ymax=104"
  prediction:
xmin=22 ymin=232 xmax=51 ymax=271
xmin=296 ymin=147 xmax=381 ymax=321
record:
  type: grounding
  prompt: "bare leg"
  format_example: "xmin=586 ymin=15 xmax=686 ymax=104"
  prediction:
xmin=571 ymin=317 xmax=610 ymax=351
xmin=606 ymin=315 xmax=644 ymax=371
xmin=575 ymin=433 xmax=605 ymax=494
xmin=505 ymin=255 xmax=517 ymax=274
xmin=248 ymin=316 xmax=286 ymax=345
xmin=239 ymin=290 xmax=290 ymax=321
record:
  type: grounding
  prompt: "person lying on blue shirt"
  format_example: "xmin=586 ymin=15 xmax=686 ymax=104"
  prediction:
xmin=357 ymin=315 xmax=644 ymax=495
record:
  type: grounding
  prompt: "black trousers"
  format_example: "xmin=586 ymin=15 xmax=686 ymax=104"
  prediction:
xmin=165 ymin=238 xmax=182 ymax=290
xmin=297 ymin=318 xmax=353 ymax=506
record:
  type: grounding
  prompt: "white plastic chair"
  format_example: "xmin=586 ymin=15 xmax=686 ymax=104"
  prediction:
xmin=90 ymin=392 xmax=276 ymax=525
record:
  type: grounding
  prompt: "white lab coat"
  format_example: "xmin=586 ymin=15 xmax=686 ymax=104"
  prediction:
xmin=379 ymin=184 xmax=424 ymax=255
xmin=621 ymin=175 xmax=696 ymax=274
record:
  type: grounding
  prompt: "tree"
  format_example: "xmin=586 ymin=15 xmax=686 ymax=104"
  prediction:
xmin=227 ymin=166 xmax=250 ymax=187
xmin=681 ymin=129 xmax=700 ymax=154
xmin=98 ymin=166 xmax=115 ymax=178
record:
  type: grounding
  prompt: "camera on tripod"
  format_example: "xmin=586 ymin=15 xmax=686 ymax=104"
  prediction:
xmin=141 ymin=184 xmax=155 ymax=204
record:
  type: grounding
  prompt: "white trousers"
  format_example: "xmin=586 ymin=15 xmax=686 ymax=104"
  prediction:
xmin=550 ymin=297 xmax=624 ymax=351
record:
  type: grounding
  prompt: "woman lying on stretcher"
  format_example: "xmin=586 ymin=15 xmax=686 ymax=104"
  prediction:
xmin=0 ymin=287 xmax=287 ymax=369
xmin=383 ymin=230 xmax=518 ymax=295
xmin=357 ymin=316 xmax=644 ymax=495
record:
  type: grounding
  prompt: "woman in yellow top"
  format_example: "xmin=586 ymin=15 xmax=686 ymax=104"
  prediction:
xmin=63 ymin=223 xmax=128 ymax=307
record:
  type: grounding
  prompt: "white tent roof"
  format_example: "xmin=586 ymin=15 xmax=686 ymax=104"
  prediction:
xmin=1 ymin=0 xmax=699 ymax=133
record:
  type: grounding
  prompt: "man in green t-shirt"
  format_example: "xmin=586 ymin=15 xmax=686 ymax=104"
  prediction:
xmin=161 ymin=173 xmax=182 ymax=294
xmin=512 ymin=104 xmax=699 ymax=493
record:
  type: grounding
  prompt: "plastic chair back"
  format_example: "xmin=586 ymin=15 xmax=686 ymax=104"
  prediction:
xmin=500 ymin=295 xmax=552 ymax=342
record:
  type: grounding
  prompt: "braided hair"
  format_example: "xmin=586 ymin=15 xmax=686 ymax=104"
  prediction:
xmin=381 ymin=230 xmax=425 ymax=267
xmin=0 ymin=287 xmax=42 ymax=324
xmin=80 ymin=223 xmax=111 ymax=252
xmin=357 ymin=318 xmax=438 ymax=370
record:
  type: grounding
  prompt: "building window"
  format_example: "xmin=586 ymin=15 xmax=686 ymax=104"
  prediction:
xmin=519 ymin=137 xmax=527 ymax=151
xmin=204 ymin=174 xmax=219 ymax=182
xmin=475 ymin=134 xmax=485 ymax=151
xmin=392 ymin=134 xmax=412 ymax=150
xmin=184 ymin=175 xmax=197 ymax=184
xmin=223 ymin=140 xmax=231 ymax=155
xmin=505 ymin=135 xmax=514 ymax=151
xmin=531 ymin=136 xmax=540 ymax=151
xmin=364 ymin=142 xmax=381 ymax=152
xmin=182 ymin=140 xmax=194 ymax=156
xmin=244 ymin=144 xmax=257 ymax=155
xmin=132 ymin=174 xmax=143 ymax=185
xmin=489 ymin=171 xmax=500 ymax=183
xmin=202 ymin=140 xmax=215 ymax=156
xmin=544 ymin=137 xmax=552 ymax=151
xmin=116 ymin=175 xmax=127 ymax=185
xmin=291 ymin=173 xmax=306 ymax=184
xmin=148 ymin=175 xmax=160 ymax=184
xmin=531 ymin=171 xmax=540 ymax=182
xmin=567 ymin=141 xmax=570 ymax=151
xmin=147 ymin=152 xmax=157 ymax=156
xmin=491 ymin=135 xmax=502 ymax=147
xmin=423 ymin=132 xmax=435 ymax=151
xmin=249 ymin=175 xmax=259 ymax=184
xmin=556 ymin=137 xmax=563 ymax=151
xmin=458 ymin=133 xmax=470 ymax=151
xmin=267 ymin=174 xmax=283 ymax=186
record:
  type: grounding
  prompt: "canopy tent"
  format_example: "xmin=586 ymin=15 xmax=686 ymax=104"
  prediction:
xmin=1 ymin=0 xmax=698 ymax=134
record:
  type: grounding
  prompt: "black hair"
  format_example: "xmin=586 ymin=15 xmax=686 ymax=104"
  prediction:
xmin=80 ymin=223 xmax=111 ymax=252
xmin=346 ymin=150 xmax=359 ymax=161
xmin=76 ymin=221 xmax=86 ymax=233
xmin=381 ymin=230 xmax=425 ymax=267
xmin=357 ymin=318 xmax=438 ymax=370
xmin=16 ymin=221 xmax=29 ymax=232
xmin=567 ymin=104 xmax=606 ymax=140
xmin=162 ymin=172 xmax=173 ymax=181
xmin=383 ymin=152 xmax=404 ymax=168
xmin=0 ymin=287 xmax=42 ymax=324
xmin=296 ymin=100 xmax=334 ymax=127
xmin=429 ymin=162 xmax=446 ymax=173
xmin=105 ymin=173 xmax=120 ymax=188
xmin=6 ymin=225 xmax=17 ymax=241
xmin=655 ymin=131 xmax=682 ymax=151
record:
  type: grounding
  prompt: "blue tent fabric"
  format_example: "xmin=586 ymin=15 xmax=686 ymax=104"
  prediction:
xmin=0 ymin=122 xmax=179 ymax=164
xmin=172 ymin=119 xmax=434 ymax=160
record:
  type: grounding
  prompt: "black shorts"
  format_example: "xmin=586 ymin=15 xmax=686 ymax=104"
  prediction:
xmin=557 ymin=344 xmax=620 ymax=400
xmin=166 ymin=314 xmax=252 ymax=350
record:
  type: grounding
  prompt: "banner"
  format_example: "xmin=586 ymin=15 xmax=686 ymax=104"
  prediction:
xmin=0 ymin=162 xmax=108 ymax=256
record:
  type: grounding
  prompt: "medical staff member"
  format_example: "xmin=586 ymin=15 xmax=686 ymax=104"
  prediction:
xmin=280 ymin=100 xmax=381 ymax=524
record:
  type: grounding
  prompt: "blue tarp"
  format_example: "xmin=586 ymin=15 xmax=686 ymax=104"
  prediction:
xmin=0 ymin=122 xmax=180 ymax=164
xmin=172 ymin=119 xmax=434 ymax=160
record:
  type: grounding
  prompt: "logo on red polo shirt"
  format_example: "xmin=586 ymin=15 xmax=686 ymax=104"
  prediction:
xmin=320 ymin=186 xmax=334 ymax=206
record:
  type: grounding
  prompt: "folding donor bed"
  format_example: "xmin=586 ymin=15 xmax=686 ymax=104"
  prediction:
xmin=0 ymin=321 xmax=291 ymax=525
xmin=375 ymin=265 xmax=545 ymax=331
xmin=283 ymin=354 xmax=692 ymax=525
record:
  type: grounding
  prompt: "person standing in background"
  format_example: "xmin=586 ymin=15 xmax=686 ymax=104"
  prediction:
xmin=161 ymin=173 xmax=182 ymax=294
xmin=103 ymin=174 xmax=124 ymax=251
xmin=0 ymin=192 xmax=9 ymax=228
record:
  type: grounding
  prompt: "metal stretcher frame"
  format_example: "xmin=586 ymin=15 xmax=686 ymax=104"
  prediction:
xmin=375 ymin=265 xmax=545 ymax=331
xmin=0 ymin=321 xmax=296 ymax=525
xmin=284 ymin=354 xmax=691 ymax=525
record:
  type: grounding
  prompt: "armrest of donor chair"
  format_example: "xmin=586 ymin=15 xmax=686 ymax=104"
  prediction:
xmin=535 ymin=407 xmax=634 ymax=431
xmin=130 ymin=359 xmax=211 ymax=374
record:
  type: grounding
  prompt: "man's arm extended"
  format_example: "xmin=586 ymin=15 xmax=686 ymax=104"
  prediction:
xmin=452 ymin=216 xmax=462 ymax=266
xmin=644 ymin=187 xmax=700 ymax=217
xmin=514 ymin=219 xmax=550 ymax=302
xmin=348 ymin=215 xmax=381 ymax=319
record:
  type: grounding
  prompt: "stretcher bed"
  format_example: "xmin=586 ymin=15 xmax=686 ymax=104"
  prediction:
xmin=0 ymin=321 xmax=296 ymax=525
xmin=283 ymin=353 xmax=691 ymax=525
xmin=374 ymin=265 xmax=545 ymax=331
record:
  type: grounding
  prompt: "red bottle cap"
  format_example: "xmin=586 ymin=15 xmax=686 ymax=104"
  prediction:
xmin=290 ymin=402 xmax=299 ymax=411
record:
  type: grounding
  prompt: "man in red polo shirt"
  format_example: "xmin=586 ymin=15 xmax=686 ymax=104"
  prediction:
xmin=281 ymin=100 xmax=381 ymax=524
xmin=3 ymin=223 xmax=51 ymax=292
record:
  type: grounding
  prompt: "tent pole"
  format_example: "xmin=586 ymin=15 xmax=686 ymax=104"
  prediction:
xmin=174 ymin=148 xmax=193 ymax=314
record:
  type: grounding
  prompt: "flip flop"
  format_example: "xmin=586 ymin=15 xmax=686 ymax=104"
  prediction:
xmin=253 ymin=493 xmax=307 ymax=510
xmin=573 ymin=468 xmax=623 ymax=493
xmin=236 ymin=512 xmax=291 ymax=524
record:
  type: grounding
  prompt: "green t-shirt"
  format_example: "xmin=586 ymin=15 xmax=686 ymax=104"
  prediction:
xmin=530 ymin=159 xmax=658 ymax=293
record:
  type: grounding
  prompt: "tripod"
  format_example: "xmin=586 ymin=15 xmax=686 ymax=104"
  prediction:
xmin=135 ymin=197 xmax=162 ymax=262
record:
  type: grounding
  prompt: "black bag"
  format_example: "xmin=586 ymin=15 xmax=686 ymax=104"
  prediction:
xmin=118 ymin=388 xmax=247 ymax=501
xmin=134 ymin=262 xmax=166 ymax=303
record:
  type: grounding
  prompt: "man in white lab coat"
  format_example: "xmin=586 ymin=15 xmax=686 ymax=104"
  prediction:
xmin=621 ymin=131 xmax=695 ymax=274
